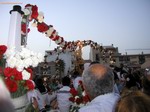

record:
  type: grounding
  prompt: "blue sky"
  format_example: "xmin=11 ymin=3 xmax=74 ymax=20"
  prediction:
xmin=0 ymin=0 xmax=150 ymax=59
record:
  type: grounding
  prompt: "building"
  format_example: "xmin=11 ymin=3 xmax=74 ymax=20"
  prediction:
xmin=119 ymin=53 xmax=150 ymax=68
xmin=45 ymin=50 xmax=76 ymax=76
xmin=34 ymin=61 xmax=56 ymax=76
xmin=90 ymin=44 xmax=120 ymax=66
xmin=90 ymin=44 xmax=150 ymax=68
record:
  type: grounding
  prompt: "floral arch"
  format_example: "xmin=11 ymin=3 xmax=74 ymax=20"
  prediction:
xmin=21 ymin=4 xmax=114 ymax=62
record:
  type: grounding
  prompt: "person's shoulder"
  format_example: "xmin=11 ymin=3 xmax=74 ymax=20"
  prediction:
xmin=79 ymin=105 xmax=100 ymax=112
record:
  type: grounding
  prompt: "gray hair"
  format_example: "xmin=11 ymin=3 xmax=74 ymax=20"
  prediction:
xmin=82 ymin=64 xmax=114 ymax=99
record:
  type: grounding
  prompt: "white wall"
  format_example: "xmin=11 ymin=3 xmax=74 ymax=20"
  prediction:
xmin=46 ymin=51 xmax=75 ymax=75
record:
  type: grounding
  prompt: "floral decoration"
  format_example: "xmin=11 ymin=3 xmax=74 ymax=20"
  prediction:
xmin=0 ymin=45 xmax=44 ymax=98
xmin=69 ymin=80 xmax=90 ymax=112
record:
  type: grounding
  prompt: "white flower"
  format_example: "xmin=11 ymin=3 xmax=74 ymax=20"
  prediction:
xmin=6 ymin=57 xmax=17 ymax=68
xmin=82 ymin=91 xmax=86 ymax=96
xmin=22 ymin=18 xmax=27 ymax=23
xmin=22 ymin=70 xmax=31 ymax=80
xmin=23 ymin=8 xmax=30 ymax=15
xmin=24 ymin=58 xmax=33 ymax=68
xmin=5 ymin=46 xmax=44 ymax=71
xmin=15 ymin=59 xmax=24 ymax=72
xmin=75 ymin=96 xmax=79 ymax=99
xmin=4 ymin=47 xmax=15 ymax=58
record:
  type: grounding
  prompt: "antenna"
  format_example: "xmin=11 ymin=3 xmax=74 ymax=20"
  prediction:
xmin=0 ymin=2 xmax=23 ymax=4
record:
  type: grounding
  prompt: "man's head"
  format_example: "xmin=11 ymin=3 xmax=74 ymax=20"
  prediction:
xmin=62 ymin=76 xmax=71 ymax=86
xmin=82 ymin=64 xmax=114 ymax=99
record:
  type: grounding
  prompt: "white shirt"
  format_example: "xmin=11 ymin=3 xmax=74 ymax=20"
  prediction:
xmin=57 ymin=86 xmax=71 ymax=112
xmin=79 ymin=93 xmax=120 ymax=112
xmin=27 ymin=89 xmax=45 ymax=110
xmin=73 ymin=76 xmax=83 ymax=90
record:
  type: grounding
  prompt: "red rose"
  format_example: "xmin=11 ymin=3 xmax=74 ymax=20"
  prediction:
xmin=21 ymin=23 xmax=30 ymax=34
xmin=83 ymin=95 xmax=90 ymax=103
xmin=5 ymin=78 xmax=18 ymax=92
xmin=0 ymin=45 xmax=7 ymax=55
xmin=25 ymin=80 xmax=35 ymax=90
xmin=31 ymin=5 xmax=38 ymax=19
xmin=69 ymin=97 xmax=75 ymax=102
xmin=70 ymin=88 xmax=78 ymax=97
xmin=4 ymin=67 xmax=14 ymax=77
xmin=13 ymin=69 xmax=22 ymax=80
xmin=37 ymin=22 xmax=49 ymax=32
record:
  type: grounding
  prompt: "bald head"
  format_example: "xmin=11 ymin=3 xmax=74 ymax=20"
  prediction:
xmin=89 ymin=64 xmax=108 ymax=79
xmin=82 ymin=64 xmax=114 ymax=99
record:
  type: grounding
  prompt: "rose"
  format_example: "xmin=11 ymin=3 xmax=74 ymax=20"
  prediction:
xmin=31 ymin=5 xmax=38 ymax=19
xmin=5 ymin=78 xmax=18 ymax=92
xmin=69 ymin=97 xmax=75 ymax=102
xmin=4 ymin=67 xmax=22 ymax=80
xmin=70 ymin=88 xmax=78 ymax=97
xmin=25 ymin=80 xmax=35 ymax=90
xmin=37 ymin=22 xmax=49 ymax=32
xmin=0 ymin=45 xmax=7 ymax=55
xmin=22 ymin=70 xmax=31 ymax=80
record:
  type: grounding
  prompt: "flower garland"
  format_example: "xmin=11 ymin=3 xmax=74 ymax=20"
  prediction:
xmin=21 ymin=4 xmax=115 ymax=63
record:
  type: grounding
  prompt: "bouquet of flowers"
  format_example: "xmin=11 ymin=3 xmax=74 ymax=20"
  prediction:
xmin=69 ymin=81 xmax=90 ymax=112
xmin=0 ymin=45 xmax=44 ymax=98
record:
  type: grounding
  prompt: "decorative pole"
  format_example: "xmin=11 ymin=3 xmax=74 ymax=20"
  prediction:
xmin=7 ymin=5 xmax=24 ymax=51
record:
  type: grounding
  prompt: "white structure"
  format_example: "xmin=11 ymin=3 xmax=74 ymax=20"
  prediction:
xmin=7 ymin=5 xmax=23 ymax=51
xmin=46 ymin=51 xmax=76 ymax=76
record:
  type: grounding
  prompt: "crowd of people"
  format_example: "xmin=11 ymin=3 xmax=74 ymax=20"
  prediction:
xmin=0 ymin=62 xmax=150 ymax=112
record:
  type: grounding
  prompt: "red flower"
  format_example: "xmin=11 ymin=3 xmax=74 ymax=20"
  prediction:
xmin=13 ymin=70 xmax=22 ymax=80
xmin=69 ymin=97 xmax=75 ymax=102
xmin=4 ymin=67 xmax=14 ymax=77
xmin=31 ymin=5 xmax=38 ymax=19
xmin=21 ymin=23 xmax=30 ymax=34
xmin=70 ymin=88 xmax=78 ymax=97
xmin=0 ymin=45 xmax=7 ymax=55
xmin=5 ymin=78 xmax=18 ymax=92
xmin=37 ymin=22 xmax=49 ymax=32
xmin=25 ymin=80 xmax=35 ymax=90
xmin=83 ymin=95 xmax=90 ymax=103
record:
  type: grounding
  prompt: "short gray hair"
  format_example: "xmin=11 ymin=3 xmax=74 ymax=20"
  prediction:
xmin=82 ymin=64 xmax=114 ymax=99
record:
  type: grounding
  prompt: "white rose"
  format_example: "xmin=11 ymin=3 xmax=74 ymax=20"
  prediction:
xmin=15 ymin=59 xmax=24 ymax=72
xmin=7 ymin=57 xmax=17 ymax=68
xmin=23 ymin=8 xmax=30 ymax=15
xmin=22 ymin=70 xmax=31 ymax=80
xmin=24 ymin=58 xmax=33 ymax=68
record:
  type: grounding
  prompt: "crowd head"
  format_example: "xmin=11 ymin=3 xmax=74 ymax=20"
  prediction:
xmin=82 ymin=64 xmax=114 ymax=99
xmin=115 ymin=91 xmax=150 ymax=112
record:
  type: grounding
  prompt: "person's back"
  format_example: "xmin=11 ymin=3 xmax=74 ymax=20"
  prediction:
xmin=57 ymin=76 xmax=71 ymax=112
xmin=79 ymin=64 xmax=120 ymax=112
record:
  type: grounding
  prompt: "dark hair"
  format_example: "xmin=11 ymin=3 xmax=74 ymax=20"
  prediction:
xmin=142 ymin=76 xmax=150 ymax=96
xmin=62 ymin=76 xmax=71 ymax=86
